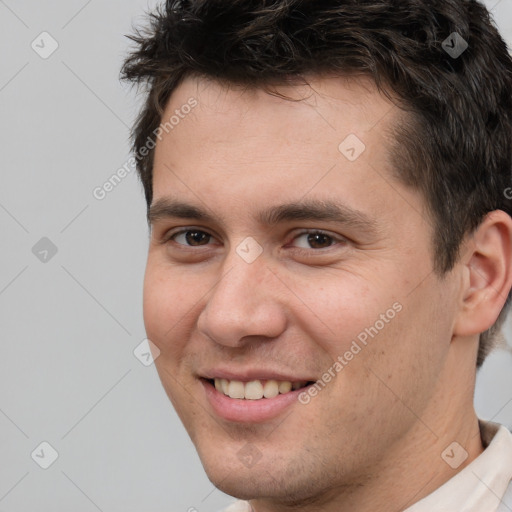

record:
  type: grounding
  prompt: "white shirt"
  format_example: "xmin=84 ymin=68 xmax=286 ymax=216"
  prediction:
xmin=220 ymin=421 xmax=512 ymax=512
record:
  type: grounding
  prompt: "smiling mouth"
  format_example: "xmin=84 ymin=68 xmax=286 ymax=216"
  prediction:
xmin=205 ymin=378 xmax=315 ymax=400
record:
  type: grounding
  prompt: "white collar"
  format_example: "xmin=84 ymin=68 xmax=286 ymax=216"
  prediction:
xmin=405 ymin=421 xmax=512 ymax=512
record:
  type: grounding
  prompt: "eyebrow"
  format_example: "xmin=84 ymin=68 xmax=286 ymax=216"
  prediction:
xmin=148 ymin=200 xmax=210 ymax=225
xmin=148 ymin=198 xmax=378 ymax=234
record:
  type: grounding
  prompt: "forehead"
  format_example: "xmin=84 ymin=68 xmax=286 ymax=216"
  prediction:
xmin=151 ymin=74 xmax=426 ymax=232
xmin=163 ymin=73 xmax=397 ymax=143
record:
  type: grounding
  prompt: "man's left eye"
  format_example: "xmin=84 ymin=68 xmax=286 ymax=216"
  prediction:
xmin=290 ymin=231 xmax=341 ymax=249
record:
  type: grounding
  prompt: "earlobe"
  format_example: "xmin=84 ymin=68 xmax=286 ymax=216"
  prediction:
xmin=453 ymin=210 xmax=512 ymax=338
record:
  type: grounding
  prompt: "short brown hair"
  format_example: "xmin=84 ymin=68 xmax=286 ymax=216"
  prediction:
xmin=121 ymin=0 xmax=512 ymax=366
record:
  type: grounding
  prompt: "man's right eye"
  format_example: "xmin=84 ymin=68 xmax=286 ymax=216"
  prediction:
xmin=170 ymin=229 xmax=213 ymax=246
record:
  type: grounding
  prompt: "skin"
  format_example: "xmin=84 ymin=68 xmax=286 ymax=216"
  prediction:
xmin=143 ymin=74 xmax=512 ymax=512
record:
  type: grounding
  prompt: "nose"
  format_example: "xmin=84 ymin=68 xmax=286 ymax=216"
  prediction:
xmin=196 ymin=251 xmax=287 ymax=347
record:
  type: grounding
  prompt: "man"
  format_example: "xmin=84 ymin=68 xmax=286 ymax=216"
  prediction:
xmin=121 ymin=1 xmax=512 ymax=510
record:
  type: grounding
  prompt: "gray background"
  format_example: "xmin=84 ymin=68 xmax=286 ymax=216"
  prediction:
xmin=0 ymin=1 xmax=511 ymax=511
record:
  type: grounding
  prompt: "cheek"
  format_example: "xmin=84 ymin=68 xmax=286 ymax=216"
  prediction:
xmin=288 ymin=270 xmax=398 ymax=355
xmin=293 ymin=268 xmax=442 ymax=402
xmin=353 ymin=278 xmax=454 ymax=412
xmin=142 ymin=258 xmax=202 ymax=352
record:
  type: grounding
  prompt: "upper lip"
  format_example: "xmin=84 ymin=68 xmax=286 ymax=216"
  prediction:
xmin=199 ymin=367 xmax=316 ymax=383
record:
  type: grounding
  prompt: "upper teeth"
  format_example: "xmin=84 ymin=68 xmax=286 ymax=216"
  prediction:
xmin=214 ymin=378 xmax=309 ymax=400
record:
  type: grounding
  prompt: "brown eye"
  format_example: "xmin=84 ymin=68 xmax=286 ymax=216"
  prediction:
xmin=172 ymin=230 xmax=212 ymax=246
xmin=307 ymin=232 xmax=333 ymax=249
xmin=291 ymin=231 xmax=338 ymax=249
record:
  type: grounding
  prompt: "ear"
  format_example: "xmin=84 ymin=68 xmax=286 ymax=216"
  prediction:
xmin=453 ymin=210 xmax=512 ymax=338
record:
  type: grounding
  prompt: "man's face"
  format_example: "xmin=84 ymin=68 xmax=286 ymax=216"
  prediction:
xmin=144 ymin=75 xmax=460 ymax=501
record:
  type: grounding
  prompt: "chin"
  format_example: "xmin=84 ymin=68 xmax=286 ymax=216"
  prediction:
xmin=210 ymin=471 xmax=284 ymax=501
xmin=195 ymin=446 xmax=279 ymax=499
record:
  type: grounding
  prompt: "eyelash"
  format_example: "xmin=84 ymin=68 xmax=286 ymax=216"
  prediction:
xmin=163 ymin=228 xmax=346 ymax=251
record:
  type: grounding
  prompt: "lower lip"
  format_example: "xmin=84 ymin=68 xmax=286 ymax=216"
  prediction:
xmin=201 ymin=379 xmax=311 ymax=423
